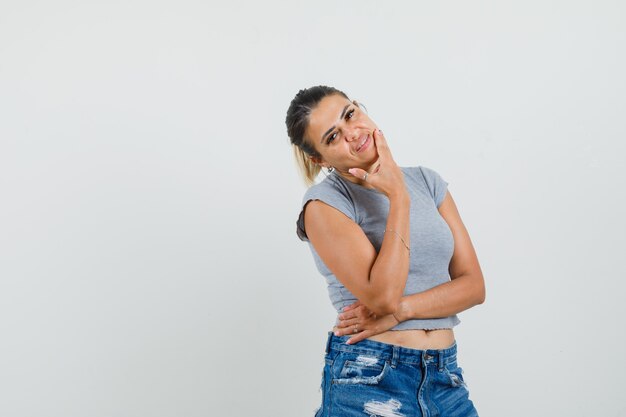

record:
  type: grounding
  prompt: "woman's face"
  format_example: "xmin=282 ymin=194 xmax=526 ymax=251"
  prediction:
xmin=305 ymin=94 xmax=379 ymax=173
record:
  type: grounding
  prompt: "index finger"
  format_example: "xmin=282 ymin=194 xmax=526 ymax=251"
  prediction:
xmin=347 ymin=330 xmax=371 ymax=345
xmin=372 ymin=129 xmax=393 ymax=160
xmin=343 ymin=300 xmax=362 ymax=311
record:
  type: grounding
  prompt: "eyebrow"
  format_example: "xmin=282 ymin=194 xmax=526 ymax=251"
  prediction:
xmin=320 ymin=104 xmax=351 ymax=144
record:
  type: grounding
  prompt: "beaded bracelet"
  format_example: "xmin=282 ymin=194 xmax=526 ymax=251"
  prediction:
xmin=384 ymin=228 xmax=410 ymax=253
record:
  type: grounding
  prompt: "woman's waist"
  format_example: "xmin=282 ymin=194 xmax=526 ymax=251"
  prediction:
xmin=365 ymin=328 xmax=455 ymax=350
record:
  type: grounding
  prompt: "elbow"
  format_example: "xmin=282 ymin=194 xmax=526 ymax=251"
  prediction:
xmin=475 ymin=276 xmax=486 ymax=305
xmin=367 ymin=292 xmax=401 ymax=316
xmin=476 ymin=291 xmax=486 ymax=305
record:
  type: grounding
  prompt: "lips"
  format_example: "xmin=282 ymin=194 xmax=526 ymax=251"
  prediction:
xmin=356 ymin=133 xmax=370 ymax=152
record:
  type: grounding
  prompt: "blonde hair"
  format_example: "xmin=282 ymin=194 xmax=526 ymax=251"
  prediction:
xmin=292 ymin=145 xmax=321 ymax=186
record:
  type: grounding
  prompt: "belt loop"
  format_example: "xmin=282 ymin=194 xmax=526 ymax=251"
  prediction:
xmin=325 ymin=331 xmax=332 ymax=354
xmin=438 ymin=349 xmax=445 ymax=372
xmin=391 ymin=346 xmax=399 ymax=368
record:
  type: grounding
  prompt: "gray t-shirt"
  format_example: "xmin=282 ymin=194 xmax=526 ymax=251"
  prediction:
xmin=297 ymin=166 xmax=460 ymax=330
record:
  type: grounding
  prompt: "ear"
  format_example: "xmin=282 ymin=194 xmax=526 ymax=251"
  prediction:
xmin=309 ymin=155 xmax=329 ymax=168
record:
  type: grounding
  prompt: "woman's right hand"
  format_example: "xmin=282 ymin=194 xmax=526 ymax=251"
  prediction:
xmin=333 ymin=301 xmax=400 ymax=344
xmin=348 ymin=129 xmax=408 ymax=199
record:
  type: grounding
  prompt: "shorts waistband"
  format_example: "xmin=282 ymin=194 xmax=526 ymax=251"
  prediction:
xmin=324 ymin=331 xmax=457 ymax=367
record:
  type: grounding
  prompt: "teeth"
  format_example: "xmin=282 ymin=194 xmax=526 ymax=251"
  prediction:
xmin=357 ymin=135 xmax=368 ymax=151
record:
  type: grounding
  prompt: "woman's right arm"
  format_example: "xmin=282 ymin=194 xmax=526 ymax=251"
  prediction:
xmin=303 ymin=129 xmax=410 ymax=316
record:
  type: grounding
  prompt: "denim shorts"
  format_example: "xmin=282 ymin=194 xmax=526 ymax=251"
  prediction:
xmin=315 ymin=331 xmax=479 ymax=417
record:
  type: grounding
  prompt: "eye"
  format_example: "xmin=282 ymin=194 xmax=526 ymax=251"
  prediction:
xmin=326 ymin=108 xmax=356 ymax=145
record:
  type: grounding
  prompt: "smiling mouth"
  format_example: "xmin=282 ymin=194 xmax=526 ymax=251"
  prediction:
xmin=356 ymin=134 xmax=370 ymax=152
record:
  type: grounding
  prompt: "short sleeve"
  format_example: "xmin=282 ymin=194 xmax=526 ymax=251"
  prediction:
xmin=418 ymin=166 xmax=449 ymax=208
xmin=296 ymin=183 xmax=357 ymax=242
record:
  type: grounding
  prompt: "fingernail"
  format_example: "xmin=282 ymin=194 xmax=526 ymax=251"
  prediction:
xmin=348 ymin=169 xmax=355 ymax=175
xmin=346 ymin=339 xmax=352 ymax=345
xmin=334 ymin=331 xmax=339 ymax=336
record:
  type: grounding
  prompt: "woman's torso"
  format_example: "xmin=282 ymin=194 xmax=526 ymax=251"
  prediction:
xmin=300 ymin=167 xmax=459 ymax=346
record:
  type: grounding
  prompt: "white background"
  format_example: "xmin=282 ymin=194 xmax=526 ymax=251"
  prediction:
xmin=1 ymin=1 xmax=625 ymax=416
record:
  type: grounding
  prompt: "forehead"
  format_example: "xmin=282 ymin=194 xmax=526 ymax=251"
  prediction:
xmin=307 ymin=94 xmax=352 ymax=140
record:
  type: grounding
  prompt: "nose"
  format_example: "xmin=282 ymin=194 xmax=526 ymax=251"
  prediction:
xmin=344 ymin=128 xmax=359 ymax=142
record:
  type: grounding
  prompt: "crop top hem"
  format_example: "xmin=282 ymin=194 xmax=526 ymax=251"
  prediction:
xmin=333 ymin=314 xmax=460 ymax=331
xmin=390 ymin=316 xmax=461 ymax=331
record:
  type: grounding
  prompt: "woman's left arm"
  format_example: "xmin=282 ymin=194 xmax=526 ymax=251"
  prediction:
xmin=394 ymin=190 xmax=485 ymax=321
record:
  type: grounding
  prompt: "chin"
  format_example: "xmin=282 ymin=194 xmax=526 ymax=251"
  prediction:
xmin=365 ymin=150 xmax=379 ymax=165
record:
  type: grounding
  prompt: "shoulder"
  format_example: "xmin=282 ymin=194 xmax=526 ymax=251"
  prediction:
xmin=400 ymin=165 xmax=436 ymax=186
xmin=297 ymin=174 xmax=357 ymax=241
xmin=301 ymin=174 xmax=352 ymax=204
xmin=403 ymin=165 xmax=449 ymax=208
xmin=408 ymin=165 xmax=448 ymax=186
xmin=401 ymin=165 xmax=444 ymax=181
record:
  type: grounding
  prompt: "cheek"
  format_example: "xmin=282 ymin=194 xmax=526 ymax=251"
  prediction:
xmin=357 ymin=118 xmax=374 ymax=130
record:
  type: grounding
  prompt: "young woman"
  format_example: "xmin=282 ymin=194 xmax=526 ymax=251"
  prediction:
xmin=286 ymin=86 xmax=485 ymax=416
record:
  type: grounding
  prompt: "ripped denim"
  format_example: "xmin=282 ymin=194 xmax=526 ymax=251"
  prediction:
xmin=314 ymin=332 xmax=479 ymax=417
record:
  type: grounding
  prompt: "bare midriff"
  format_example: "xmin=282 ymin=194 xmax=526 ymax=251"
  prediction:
xmin=365 ymin=329 xmax=455 ymax=350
